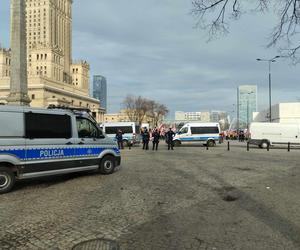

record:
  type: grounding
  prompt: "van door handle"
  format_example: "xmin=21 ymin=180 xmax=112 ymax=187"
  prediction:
xmin=66 ymin=142 xmax=73 ymax=145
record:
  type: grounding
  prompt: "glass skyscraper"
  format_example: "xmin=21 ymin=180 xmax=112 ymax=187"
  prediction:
xmin=93 ymin=75 xmax=107 ymax=111
xmin=238 ymin=85 xmax=257 ymax=127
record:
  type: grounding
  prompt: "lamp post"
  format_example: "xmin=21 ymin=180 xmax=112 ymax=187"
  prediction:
xmin=256 ymin=55 xmax=280 ymax=122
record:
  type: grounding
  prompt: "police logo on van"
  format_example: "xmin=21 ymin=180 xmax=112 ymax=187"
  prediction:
xmin=40 ymin=149 xmax=65 ymax=158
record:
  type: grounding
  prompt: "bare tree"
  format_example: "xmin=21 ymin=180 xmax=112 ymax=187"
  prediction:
xmin=123 ymin=95 xmax=169 ymax=126
xmin=123 ymin=95 xmax=149 ymax=125
xmin=191 ymin=0 xmax=300 ymax=62
xmin=151 ymin=104 xmax=169 ymax=127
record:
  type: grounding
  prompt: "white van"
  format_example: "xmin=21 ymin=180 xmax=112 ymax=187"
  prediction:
xmin=173 ymin=123 xmax=221 ymax=147
xmin=0 ymin=105 xmax=121 ymax=194
xmin=101 ymin=122 xmax=141 ymax=146
xmin=249 ymin=122 xmax=300 ymax=148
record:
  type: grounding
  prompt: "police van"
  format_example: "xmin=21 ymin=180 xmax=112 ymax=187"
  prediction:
xmin=100 ymin=122 xmax=141 ymax=146
xmin=173 ymin=123 xmax=221 ymax=147
xmin=0 ymin=105 xmax=121 ymax=194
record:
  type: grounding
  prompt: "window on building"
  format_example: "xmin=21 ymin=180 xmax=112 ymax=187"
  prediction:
xmin=31 ymin=94 xmax=35 ymax=100
xmin=25 ymin=113 xmax=72 ymax=139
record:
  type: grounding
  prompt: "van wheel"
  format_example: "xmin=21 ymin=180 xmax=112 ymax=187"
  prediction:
xmin=260 ymin=140 xmax=269 ymax=149
xmin=174 ymin=140 xmax=181 ymax=147
xmin=0 ymin=167 xmax=15 ymax=194
xmin=99 ymin=156 xmax=116 ymax=175
xmin=207 ymin=140 xmax=215 ymax=147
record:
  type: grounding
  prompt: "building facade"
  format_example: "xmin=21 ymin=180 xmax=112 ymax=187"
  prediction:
xmin=175 ymin=111 xmax=211 ymax=122
xmin=0 ymin=0 xmax=105 ymax=122
xmin=238 ymin=85 xmax=258 ymax=127
xmin=93 ymin=75 xmax=107 ymax=112
xmin=253 ymin=102 xmax=300 ymax=123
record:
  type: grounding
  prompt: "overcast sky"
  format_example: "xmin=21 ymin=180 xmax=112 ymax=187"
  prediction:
xmin=0 ymin=1 xmax=299 ymax=117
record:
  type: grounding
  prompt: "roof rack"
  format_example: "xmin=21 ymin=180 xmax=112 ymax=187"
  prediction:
xmin=47 ymin=105 xmax=91 ymax=113
xmin=47 ymin=105 xmax=99 ymax=124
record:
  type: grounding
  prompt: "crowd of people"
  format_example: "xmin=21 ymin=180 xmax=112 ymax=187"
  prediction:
xmin=115 ymin=127 xmax=176 ymax=151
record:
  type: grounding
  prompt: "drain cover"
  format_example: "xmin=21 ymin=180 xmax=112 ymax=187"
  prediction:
xmin=72 ymin=239 xmax=120 ymax=250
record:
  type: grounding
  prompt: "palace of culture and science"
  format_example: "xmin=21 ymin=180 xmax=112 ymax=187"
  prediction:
xmin=0 ymin=0 xmax=105 ymax=121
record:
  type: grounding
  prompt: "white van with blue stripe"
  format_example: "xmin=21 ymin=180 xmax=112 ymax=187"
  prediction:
xmin=100 ymin=122 xmax=141 ymax=146
xmin=173 ymin=123 xmax=221 ymax=147
xmin=0 ymin=105 xmax=121 ymax=194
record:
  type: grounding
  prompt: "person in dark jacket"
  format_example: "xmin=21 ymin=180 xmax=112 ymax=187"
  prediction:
xmin=141 ymin=127 xmax=150 ymax=150
xmin=115 ymin=129 xmax=124 ymax=149
xmin=152 ymin=129 xmax=160 ymax=151
xmin=165 ymin=128 xmax=175 ymax=150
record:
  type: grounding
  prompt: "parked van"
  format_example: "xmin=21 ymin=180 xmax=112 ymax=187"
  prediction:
xmin=249 ymin=122 xmax=300 ymax=148
xmin=173 ymin=123 xmax=221 ymax=147
xmin=0 ymin=105 xmax=121 ymax=194
xmin=101 ymin=122 xmax=141 ymax=146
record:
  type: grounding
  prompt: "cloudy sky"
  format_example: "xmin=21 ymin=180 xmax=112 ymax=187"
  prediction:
xmin=0 ymin=1 xmax=299 ymax=117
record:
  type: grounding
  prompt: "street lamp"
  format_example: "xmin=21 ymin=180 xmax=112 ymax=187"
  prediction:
xmin=256 ymin=55 xmax=280 ymax=122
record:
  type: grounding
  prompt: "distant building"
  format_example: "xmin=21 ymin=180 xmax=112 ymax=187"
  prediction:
xmin=238 ymin=85 xmax=258 ymax=127
xmin=253 ymin=102 xmax=300 ymax=123
xmin=210 ymin=111 xmax=220 ymax=122
xmin=0 ymin=0 xmax=104 ymax=122
xmin=175 ymin=111 xmax=186 ymax=121
xmin=93 ymin=75 xmax=107 ymax=111
xmin=185 ymin=112 xmax=202 ymax=121
xmin=175 ymin=111 xmax=204 ymax=121
xmin=200 ymin=112 xmax=210 ymax=122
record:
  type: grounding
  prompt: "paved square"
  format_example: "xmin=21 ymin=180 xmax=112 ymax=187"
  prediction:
xmin=0 ymin=143 xmax=299 ymax=249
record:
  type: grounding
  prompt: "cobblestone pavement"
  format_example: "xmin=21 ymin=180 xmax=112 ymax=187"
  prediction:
xmin=1 ymin=142 xmax=300 ymax=250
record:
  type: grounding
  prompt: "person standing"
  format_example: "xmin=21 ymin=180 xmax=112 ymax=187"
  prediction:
xmin=152 ymin=129 xmax=160 ymax=151
xmin=141 ymin=127 xmax=150 ymax=150
xmin=115 ymin=129 xmax=124 ymax=150
xmin=165 ymin=128 xmax=175 ymax=150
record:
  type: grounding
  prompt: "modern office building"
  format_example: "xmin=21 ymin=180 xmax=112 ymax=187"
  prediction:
xmin=0 ymin=0 xmax=105 ymax=122
xmin=237 ymin=85 xmax=258 ymax=127
xmin=93 ymin=75 xmax=107 ymax=112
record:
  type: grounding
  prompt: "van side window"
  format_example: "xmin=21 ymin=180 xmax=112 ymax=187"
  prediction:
xmin=25 ymin=113 xmax=72 ymax=139
xmin=191 ymin=127 xmax=219 ymax=134
xmin=105 ymin=126 xmax=133 ymax=134
xmin=76 ymin=118 xmax=100 ymax=138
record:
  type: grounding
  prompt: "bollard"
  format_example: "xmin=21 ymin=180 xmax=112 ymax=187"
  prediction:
xmin=247 ymin=142 xmax=250 ymax=151
xmin=206 ymin=144 xmax=209 ymax=150
xmin=267 ymin=143 xmax=270 ymax=151
xmin=288 ymin=142 xmax=290 ymax=152
xmin=227 ymin=141 xmax=230 ymax=151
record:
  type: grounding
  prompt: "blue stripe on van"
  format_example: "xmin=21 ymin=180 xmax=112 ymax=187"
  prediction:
xmin=179 ymin=136 xmax=220 ymax=141
xmin=0 ymin=147 xmax=120 ymax=161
